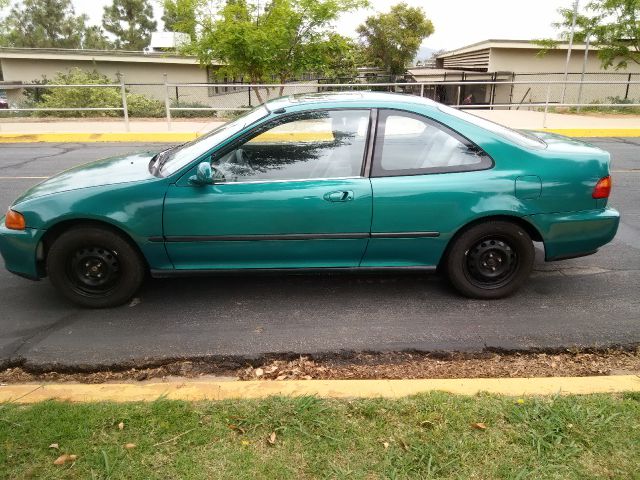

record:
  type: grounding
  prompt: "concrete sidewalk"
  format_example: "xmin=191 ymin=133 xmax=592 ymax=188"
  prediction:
xmin=0 ymin=110 xmax=638 ymax=141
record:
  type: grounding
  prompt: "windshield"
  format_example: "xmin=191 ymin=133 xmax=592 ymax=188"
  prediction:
xmin=437 ymin=104 xmax=546 ymax=149
xmin=158 ymin=105 xmax=270 ymax=176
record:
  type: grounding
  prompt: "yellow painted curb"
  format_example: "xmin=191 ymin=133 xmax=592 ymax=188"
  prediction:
xmin=0 ymin=132 xmax=200 ymax=143
xmin=1 ymin=376 xmax=638 ymax=403
xmin=542 ymin=128 xmax=640 ymax=137
xmin=0 ymin=129 xmax=639 ymax=143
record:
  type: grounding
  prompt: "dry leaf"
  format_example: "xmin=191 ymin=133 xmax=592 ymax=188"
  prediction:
xmin=124 ymin=443 xmax=136 ymax=449
xmin=53 ymin=454 xmax=77 ymax=465
xmin=118 ymin=422 xmax=125 ymax=430
xmin=471 ymin=422 xmax=487 ymax=430
xmin=397 ymin=438 xmax=410 ymax=451
xmin=267 ymin=432 xmax=276 ymax=445
xmin=228 ymin=424 xmax=246 ymax=434
xmin=382 ymin=441 xmax=390 ymax=450
xmin=48 ymin=443 xmax=59 ymax=449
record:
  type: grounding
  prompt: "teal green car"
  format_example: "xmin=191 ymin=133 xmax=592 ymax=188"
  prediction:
xmin=0 ymin=92 xmax=619 ymax=307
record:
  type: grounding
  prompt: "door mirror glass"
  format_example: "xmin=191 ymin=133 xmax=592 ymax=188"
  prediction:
xmin=189 ymin=161 xmax=214 ymax=185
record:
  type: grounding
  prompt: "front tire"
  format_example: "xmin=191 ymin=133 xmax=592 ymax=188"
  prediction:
xmin=46 ymin=225 xmax=145 ymax=308
xmin=445 ymin=221 xmax=534 ymax=299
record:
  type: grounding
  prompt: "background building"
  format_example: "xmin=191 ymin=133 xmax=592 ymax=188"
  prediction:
xmin=409 ymin=39 xmax=640 ymax=107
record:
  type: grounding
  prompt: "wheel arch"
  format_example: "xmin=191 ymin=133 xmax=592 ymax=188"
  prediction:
xmin=439 ymin=214 xmax=543 ymax=268
xmin=38 ymin=218 xmax=149 ymax=274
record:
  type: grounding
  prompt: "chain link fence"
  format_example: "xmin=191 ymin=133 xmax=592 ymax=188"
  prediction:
xmin=1 ymin=73 xmax=639 ymax=130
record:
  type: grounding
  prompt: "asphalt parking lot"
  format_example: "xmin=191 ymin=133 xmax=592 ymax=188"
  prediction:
xmin=0 ymin=139 xmax=639 ymax=370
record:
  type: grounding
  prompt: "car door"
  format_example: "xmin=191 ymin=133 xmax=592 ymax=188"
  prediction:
xmin=362 ymin=109 xmax=494 ymax=268
xmin=163 ymin=109 xmax=374 ymax=270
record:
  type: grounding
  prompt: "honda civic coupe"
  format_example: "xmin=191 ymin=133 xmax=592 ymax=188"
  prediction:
xmin=0 ymin=92 xmax=619 ymax=307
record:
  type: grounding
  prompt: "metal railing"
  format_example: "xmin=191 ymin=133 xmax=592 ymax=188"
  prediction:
xmin=1 ymin=77 xmax=639 ymax=131
xmin=1 ymin=76 xmax=130 ymax=130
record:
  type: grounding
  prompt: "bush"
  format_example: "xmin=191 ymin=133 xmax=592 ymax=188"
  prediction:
xmin=128 ymin=94 xmax=165 ymax=118
xmin=36 ymin=69 xmax=122 ymax=118
xmin=171 ymin=100 xmax=217 ymax=118
xmin=32 ymin=68 xmax=166 ymax=118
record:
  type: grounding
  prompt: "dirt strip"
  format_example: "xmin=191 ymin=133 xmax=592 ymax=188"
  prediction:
xmin=1 ymin=348 xmax=639 ymax=384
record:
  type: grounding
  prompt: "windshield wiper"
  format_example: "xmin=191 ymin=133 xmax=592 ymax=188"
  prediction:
xmin=150 ymin=143 xmax=185 ymax=176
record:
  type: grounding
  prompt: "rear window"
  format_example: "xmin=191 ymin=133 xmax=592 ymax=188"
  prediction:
xmin=438 ymin=104 xmax=546 ymax=149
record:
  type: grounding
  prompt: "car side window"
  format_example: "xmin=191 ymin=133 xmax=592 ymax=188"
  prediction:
xmin=210 ymin=109 xmax=370 ymax=183
xmin=371 ymin=110 xmax=493 ymax=177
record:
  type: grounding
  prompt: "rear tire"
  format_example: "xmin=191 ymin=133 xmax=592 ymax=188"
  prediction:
xmin=445 ymin=221 xmax=534 ymax=299
xmin=46 ymin=225 xmax=145 ymax=308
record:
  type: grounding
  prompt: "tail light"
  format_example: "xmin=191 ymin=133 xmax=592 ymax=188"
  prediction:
xmin=592 ymin=176 xmax=612 ymax=199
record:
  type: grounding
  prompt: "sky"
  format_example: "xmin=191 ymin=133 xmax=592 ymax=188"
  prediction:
xmin=73 ymin=0 xmax=569 ymax=53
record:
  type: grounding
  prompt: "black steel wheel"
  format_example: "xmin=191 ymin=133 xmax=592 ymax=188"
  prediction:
xmin=445 ymin=221 xmax=534 ymax=299
xmin=67 ymin=246 xmax=121 ymax=297
xmin=47 ymin=225 xmax=145 ymax=308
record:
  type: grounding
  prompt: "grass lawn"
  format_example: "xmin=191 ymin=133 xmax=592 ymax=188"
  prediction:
xmin=1 ymin=392 xmax=639 ymax=479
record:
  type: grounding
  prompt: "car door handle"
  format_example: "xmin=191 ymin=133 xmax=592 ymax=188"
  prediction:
xmin=324 ymin=190 xmax=354 ymax=202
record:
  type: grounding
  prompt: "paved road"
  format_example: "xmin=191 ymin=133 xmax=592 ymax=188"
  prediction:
xmin=0 ymin=140 xmax=639 ymax=370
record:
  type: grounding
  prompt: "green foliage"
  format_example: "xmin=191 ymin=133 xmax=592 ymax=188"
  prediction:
xmin=1 ymin=393 xmax=639 ymax=478
xmin=102 ymin=0 xmax=157 ymax=50
xmin=357 ymin=2 xmax=434 ymax=76
xmin=36 ymin=69 xmax=122 ymax=118
xmin=541 ymin=0 xmax=640 ymax=70
xmin=171 ymin=100 xmax=218 ymax=118
xmin=0 ymin=0 xmax=112 ymax=49
xmin=128 ymin=94 xmax=165 ymax=117
xmin=567 ymin=95 xmax=640 ymax=114
xmin=162 ymin=0 xmax=197 ymax=39
xmin=29 ymin=68 xmax=172 ymax=118
xmin=189 ymin=0 xmax=367 ymax=102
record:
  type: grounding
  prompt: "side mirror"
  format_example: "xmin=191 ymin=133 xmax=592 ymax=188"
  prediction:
xmin=189 ymin=162 xmax=214 ymax=185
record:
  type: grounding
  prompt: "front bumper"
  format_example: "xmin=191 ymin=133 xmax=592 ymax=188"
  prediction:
xmin=526 ymin=207 xmax=620 ymax=261
xmin=0 ymin=219 xmax=42 ymax=280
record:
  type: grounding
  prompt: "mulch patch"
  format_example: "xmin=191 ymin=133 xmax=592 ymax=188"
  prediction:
xmin=1 ymin=347 xmax=639 ymax=384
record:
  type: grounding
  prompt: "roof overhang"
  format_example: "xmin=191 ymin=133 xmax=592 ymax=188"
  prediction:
xmin=0 ymin=47 xmax=216 ymax=66
xmin=436 ymin=39 xmax=602 ymax=60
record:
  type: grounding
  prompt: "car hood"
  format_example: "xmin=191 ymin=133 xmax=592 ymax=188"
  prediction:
xmin=13 ymin=151 xmax=158 ymax=206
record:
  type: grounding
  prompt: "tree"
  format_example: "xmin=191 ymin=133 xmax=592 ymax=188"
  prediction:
xmin=82 ymin=25 xmax=114 ymax=50
xmin=540 ymin=0 xmax=640 ymax=69
xmin=162 ymin=0 xmax=197 ymax=39
xmin=103 ymin=0 xmax=157 ymax=50
xmin=189 ymin=0 xmax=367 ymax=103
xmin=356 ymin=3 xmax=434 ymax=78
xmin=0 ymin=0 xmax=112 ymax=49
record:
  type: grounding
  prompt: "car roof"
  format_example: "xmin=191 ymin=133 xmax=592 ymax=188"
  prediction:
xmin=264 ymin=91 xmax=436 ymax=112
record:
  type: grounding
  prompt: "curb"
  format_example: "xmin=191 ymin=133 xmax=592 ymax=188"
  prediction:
xmin=0 ymin=129 xmax=639 ymax=143
xmin=544 ymin=128 xmax=640 ymax=138
xmin=0 ymin=132 xmax=201 ymax=143
xmin=1 ymin=376 xmax=639 ymax=403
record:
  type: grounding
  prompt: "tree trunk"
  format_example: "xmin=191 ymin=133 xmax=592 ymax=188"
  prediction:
xmin=252 ymin=86 xmax=264 ymax=104
xmin=279 ymin=76 xmax=287 ymax=96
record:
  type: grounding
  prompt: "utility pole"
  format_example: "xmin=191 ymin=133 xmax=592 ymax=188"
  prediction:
xmin=561 ymin=0 xmax=580 ymax=104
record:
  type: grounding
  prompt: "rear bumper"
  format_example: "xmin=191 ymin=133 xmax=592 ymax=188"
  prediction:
xmin=0 ymin=219 xmax=42 ymax=280
xmin=526 ymin=207 xmax=620 ymax=261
